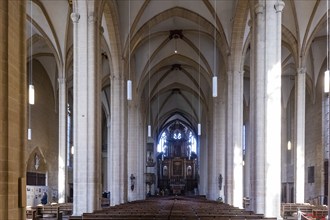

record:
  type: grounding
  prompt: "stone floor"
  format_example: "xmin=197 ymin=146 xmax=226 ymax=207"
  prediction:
xmin=26 ymin=215 xmax=70 ymax=220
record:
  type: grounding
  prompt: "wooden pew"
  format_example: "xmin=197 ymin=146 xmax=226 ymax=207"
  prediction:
xmin=59 ymin=203 xmax=73 ymax=215
xmin=36 ymin=204 xmax=62 ymax=220
xmin=68 ymin=216 xmax=82 ymax=220
xmin=26 ymin=207 xmax=41 ymax=220
xmin=82 ymin=212 xmax=168 ymax=219
xmin=281 ymin=203 xmax=313 ymax=217
xmin=69 ymin=196 xmax=276 ymax=220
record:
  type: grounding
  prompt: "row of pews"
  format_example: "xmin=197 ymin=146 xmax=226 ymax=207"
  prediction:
xmin=70 ymin=196 xmax=276 ymax=220
xmin=281 ymin=203 xmax=328 ymax=219
xmin=24 ymin=198 xmax=329 ymax=219
xmin=26 ymin=203 xmax=73 ymax=220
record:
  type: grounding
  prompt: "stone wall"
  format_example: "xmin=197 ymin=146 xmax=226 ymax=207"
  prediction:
xmin=305 ymin=77 xmax=324 ymax=201
xmin=0 ymin=1 xmax=26 ymax=219
xmin=26 ymin=59 xmax=59 ymax=202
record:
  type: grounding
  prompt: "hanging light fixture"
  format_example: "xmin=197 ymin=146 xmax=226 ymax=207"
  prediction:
xmin=148 ymin=22 xmax=152 ymax=138
xmin=148 ymin=125 xmax=152 ymax=137
xmin=29 ymin=2 xmax=35 ymax=105
xmin=28 ymin=128 xmax=32 ymax=140
xmin=174 ymin=36 xmax=178 ymax=54
xmin=325 ymin=70 xmax=329 ymax=93
xmin=325 ymin=7 xmax=330 ymax=218
xmin=287 ymin=100 xmax=291 ymax=151
xmin=127 ymin=80 xmax=132 ymax=100
xmin=212 ymin=0 xmax=218 ymax=98
xmin=29 ymin=85 xmax=35 ymax=105
xmin=287 ymin=140 xmax=292 ymax=151
xmin=127 ymin=0 xmax=132 ymax=100
xmin=212 ymin=76 xmax=217 ymax=97
xmin=28 ymin=1 xmax=34 ymax=140
xmin=198 ymin=14 xmax=201 ymax=136
xmin=325 ymin=0 xmax=329 ymax=94
xmin=170 ymin=30 xmax=183 ymax=54
xmin=197 ymin=123 xmax=201 ymax=136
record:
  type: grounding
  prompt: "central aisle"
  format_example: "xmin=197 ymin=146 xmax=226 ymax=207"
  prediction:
xmin=72 ymin=196 xmax=274 ymax=219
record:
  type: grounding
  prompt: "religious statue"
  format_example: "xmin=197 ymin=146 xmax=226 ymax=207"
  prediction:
xmin=218 ymin=174 xmax=223 ymax=191
xmin=35 ymin=153 xmax=40 ymax=170
xmin=130 ymin=174 xmax=136 ymax=191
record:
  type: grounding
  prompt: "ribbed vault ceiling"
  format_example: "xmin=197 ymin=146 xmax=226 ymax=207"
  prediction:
xmin=26 ymin=0 xmax=329 ymax=135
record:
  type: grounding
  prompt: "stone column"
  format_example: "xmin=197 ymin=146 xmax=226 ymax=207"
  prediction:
xmin=232 ymin=70 xmax=244 ymax=208
xmin=71 ymin=8 xmax=99 ymax=214
xmin=218 ymin=95 xmax=226 ymax=201
xmin=247 ymin=18 xmax=255 ymax=212
xmin=127 ymin=102 xmax=138 ymax=201
xmin=95 ymin=22 xmax=103 ymax=209
xmin=103 ymin=116 xmax=111 ymax=192
xmin=254 ymin=2 xmax=266 ymax=214
xmin=253 ymin=1 xmax=284 ymax=217
xmin=243 ymin=122 xmax=251 ymax=207
xmin=121 ymin=78 xmax=128 ymax=202
xmin=226 ymin=71 xmax=233 ymax=204
xmin=295 ymin=67 xmax=306 ymax=203
xmin=0 ymin=1 xmax=26 ymax=219
xmin=199 ymin=121 xmax=208 ymax=196
xmin=109 ymin=76 xmax=125 ymax=205
xmin=226 ymin=69 xmax=244 ymax=208
xmin=209 ymin=85 xmax=226 ymax=201
xmin=247 ymin=108 xmax=255 ymax=210
xmin=264 ymin=1 xmax=285 ymax=218
xmin=217 ymin=80 xmax=227 ymax=201
xmin=208 ymin=105 xmax=217 ymax=200
xmin=137 ymin=108 xmax=146 ymax=200
xmin=106 ymin=113 xmax=113 ymax=200
xmin=58 ymin=77 xmax=67 ymax=203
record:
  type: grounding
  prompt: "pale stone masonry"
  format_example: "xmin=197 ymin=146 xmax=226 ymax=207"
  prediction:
xmin=0 ymin=1 xmax=26 ymax=219
xmin=1 ymin=1 xmax=329 ymax=220
xmin=58 ymin=77 xmax=67 ymax=203
xmin=71 ymin=3 xmax=102 ymax=215
xmin=295 ymin=67 xmax=306 ymax=203
xmin=252 ymin=0 xmax=285 ymax=218
xmin=109 ymin=76 xmax=126 ymax=207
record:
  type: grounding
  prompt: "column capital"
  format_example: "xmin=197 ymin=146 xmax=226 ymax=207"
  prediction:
xmin=254 ymin=3 xmax=264 ymax=15
xmin=70 ymin=12 xmax=80 ymax=23
xmin=88 ymin=13 xmax=97 ymax=24
xmin=227 ymin=70 xmax=244 ymax=78
xmin=297 ymin=67 xmax=306 ymax=75
xmin=58 ymin=77 xmax=66 ymax=84
xmin=274 ymin=1 xmax=285 ymax=13
xmin=233 ymin=70 xmax=244 ymax=77
xmin=112 ymin=74 xmax=123 ymax=81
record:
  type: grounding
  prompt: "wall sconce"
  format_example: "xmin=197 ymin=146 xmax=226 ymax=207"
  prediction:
xmin=130 ymin=174 xmax=136 ymax=191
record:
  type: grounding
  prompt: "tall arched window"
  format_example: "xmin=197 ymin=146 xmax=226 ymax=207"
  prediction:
xmin=67 ymin=103 xmax=73 ymax=167
xmin=157 ymin=121 xmax=197 ymax=155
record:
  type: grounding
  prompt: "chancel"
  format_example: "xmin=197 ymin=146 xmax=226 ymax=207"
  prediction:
xmin=1 ymin=0 xmax=330 ymax=219
xmin=157 ymin=120 xmax=198 ymax=196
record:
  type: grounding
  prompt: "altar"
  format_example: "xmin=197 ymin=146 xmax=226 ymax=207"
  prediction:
xmin=157 ymin=121 xmax=198 ymax=195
